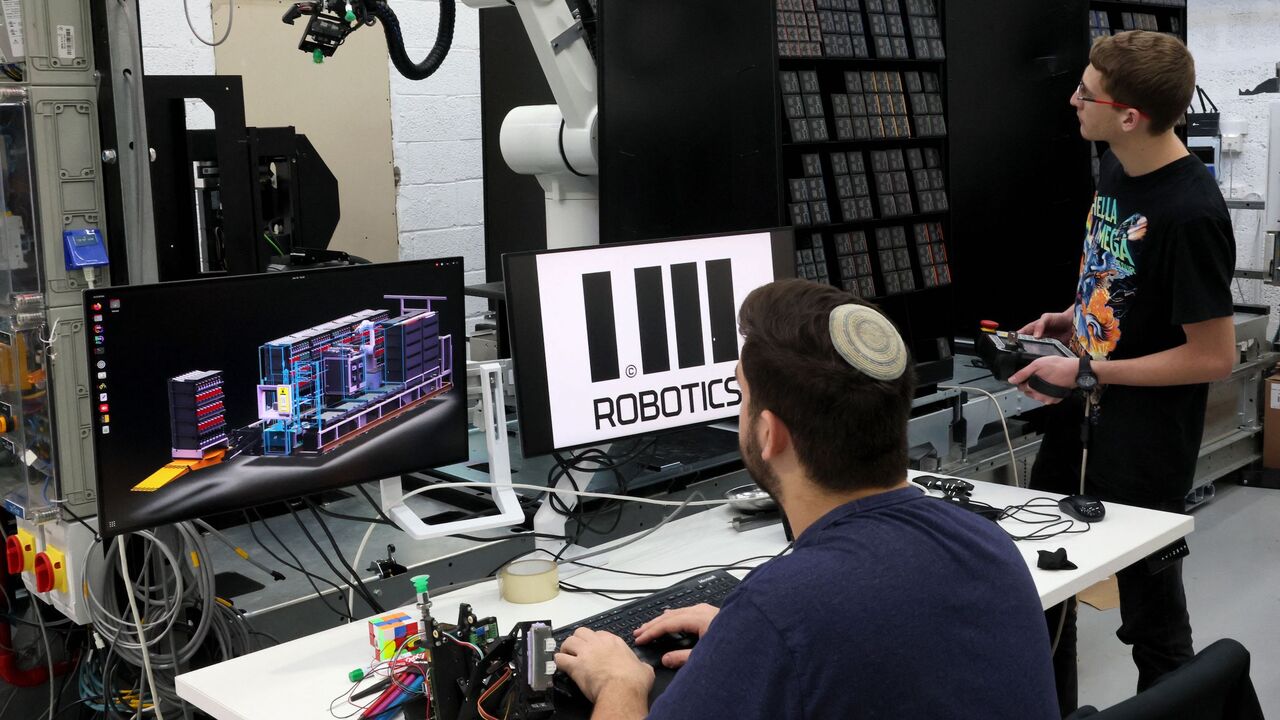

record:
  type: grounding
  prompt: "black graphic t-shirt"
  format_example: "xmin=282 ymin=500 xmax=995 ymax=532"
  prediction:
xmin=1032 ymin=151 xmax=1235 ymax=505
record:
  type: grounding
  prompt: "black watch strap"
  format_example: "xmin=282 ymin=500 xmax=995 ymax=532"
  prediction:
xmin=1076 ymin=355 xmax=1097 ymax=389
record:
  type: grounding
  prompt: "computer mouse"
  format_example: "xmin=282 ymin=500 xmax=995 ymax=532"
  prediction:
xmin=1059 ymin=494 xmax=1105 ymax=523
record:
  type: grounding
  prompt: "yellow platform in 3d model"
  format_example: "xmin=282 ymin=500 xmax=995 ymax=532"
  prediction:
xmin=133 ymin=447 xmax=228 ymax=492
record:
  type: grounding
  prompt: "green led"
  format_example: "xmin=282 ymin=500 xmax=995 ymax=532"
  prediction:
xmin=313 ymin=49 xmax=325 ymax=64
xmin=411 ymin=575 xmax=430 ymax=594
xmin=345 ymin=10 xmax=356 ymax=22
xmin=348 ymin=668 xmax=364 ymax=683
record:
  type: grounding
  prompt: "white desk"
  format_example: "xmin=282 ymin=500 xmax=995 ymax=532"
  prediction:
xmin=176 ymin=473 xmax=1192 ymax=719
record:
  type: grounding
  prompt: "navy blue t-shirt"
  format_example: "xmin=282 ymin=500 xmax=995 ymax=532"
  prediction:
xmin=647 ymin=487 xmax=1058 ymax=719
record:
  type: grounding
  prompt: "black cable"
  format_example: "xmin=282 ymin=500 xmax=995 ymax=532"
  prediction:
xmin=555 ymin=543 xmax=794 ymax=601
xmin=485 ymin=547 xmax=559 ymax=579
xmin=304 ymin=500 xmax=385 ymax=614
xmin=245 ymin=509 xmax=352 ymax=606
xmin=310 ymin=503 xmax=393 ymax=527
xmin=546 ymin=450 xmax=627 ymax=544
xmin=563 ymin=556 xmax=779 ymax=579
xmin=56 ymin=504 xmax=100 ymax=543
xmin=286 ymin=502 xmax=377 ymax=610
xmin=355 ymin=484 xmax=396 ymax=526
xmin=452 ymin=531 xmax=570 ymax=544
xmin=249 ymin=630 xmax=282 ymax=648
xmin=998 ymin=498 xmax=1094 ymax=542
xmin=558 ymin=582 xmax=659 ymax=601
xmin=51 ymin=698 xmax=91 ymax=719
xmin=256 ymin=508 xmax=357 ymax=622
xmin=365 ymin=0 xmax=454 ymax=81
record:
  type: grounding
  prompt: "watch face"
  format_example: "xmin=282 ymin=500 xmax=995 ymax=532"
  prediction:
xmin=1078 ymin=374 xmax=1098 ymax=390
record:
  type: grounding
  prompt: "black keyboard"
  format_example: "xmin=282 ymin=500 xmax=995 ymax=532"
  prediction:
xmin=552 ymin=570 xmax=741 ymax=648
xmin=550 ymin=571 xmax=742 ymax=717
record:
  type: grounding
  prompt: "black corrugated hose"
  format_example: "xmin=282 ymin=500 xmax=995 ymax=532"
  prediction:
xmin=365 ymin=0 xmax=455 ymax=81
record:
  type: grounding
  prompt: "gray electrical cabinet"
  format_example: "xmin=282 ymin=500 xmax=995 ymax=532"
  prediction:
xmin=0 ymin=0 xmax=108 ymax=520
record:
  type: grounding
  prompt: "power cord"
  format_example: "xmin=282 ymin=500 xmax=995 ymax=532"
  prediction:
xmin=184 ymin=0 xmax=233 ymax=46
xmin=938 ymin=384 xmax=1021 ymax=487
xmin=33 ymin=591 xmax=55 ymax=720
xmin=117 ymin=537 xmax=165 ymax=720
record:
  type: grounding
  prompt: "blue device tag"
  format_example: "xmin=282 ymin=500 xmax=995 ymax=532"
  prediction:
xmin=63 ymin=227 xmax=110 ymax=269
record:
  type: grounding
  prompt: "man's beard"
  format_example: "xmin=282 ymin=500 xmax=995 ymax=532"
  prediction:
xmin=742 ymin=415 xmax=781 ymax=501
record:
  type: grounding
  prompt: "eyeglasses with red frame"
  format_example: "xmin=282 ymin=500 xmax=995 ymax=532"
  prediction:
xmin=1076 ymin=82 xmax=1149 ymax=119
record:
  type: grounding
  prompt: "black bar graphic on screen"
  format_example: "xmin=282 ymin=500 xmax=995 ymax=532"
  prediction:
xmin=582 ymin=272 xmax=620 ymax=382
xmin=705 ymin=259 xmax=737 ymax=364
xmin=634 ymin=266 xmax=670 ymax=374
xmin=670 ymin=262 xmax=705 ymax=369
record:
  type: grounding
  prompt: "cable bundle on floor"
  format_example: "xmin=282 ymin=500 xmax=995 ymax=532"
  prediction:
xmin=78 ymin=522 xmax=272 ymax=717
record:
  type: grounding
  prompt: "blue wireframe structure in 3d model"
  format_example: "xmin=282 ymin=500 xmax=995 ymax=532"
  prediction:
xmin=255 ymin=294 xmax=453 ymax=455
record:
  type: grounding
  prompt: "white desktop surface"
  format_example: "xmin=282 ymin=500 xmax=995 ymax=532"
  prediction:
xmin=176 ymin=472 xmax=1192 ymax=719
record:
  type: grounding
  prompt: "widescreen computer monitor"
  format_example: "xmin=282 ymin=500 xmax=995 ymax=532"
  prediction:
xmin=503 ymin=229 xmax=795 ymax=457
xmin=85 ymin=259 xmax=467 ymax=537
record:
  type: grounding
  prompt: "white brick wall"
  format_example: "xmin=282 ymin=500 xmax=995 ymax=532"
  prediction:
xmin=388 ymin=0 xmax=486 ymax=321
xmin=1189 ymin=0 xmax=1280 ymax=337
xmin=138 ymin=2 xmax=1277 ymax=336
xmin=138 ymin=0 xmax=216 ymax=128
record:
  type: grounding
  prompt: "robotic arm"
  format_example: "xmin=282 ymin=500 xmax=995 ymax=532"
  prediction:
xmin=284 ymin=0 xmax=600 ymax=248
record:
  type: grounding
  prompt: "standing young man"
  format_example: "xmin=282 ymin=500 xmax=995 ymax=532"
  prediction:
xmin=1007 ymin=30 xmax=1236 ymax=714
xmin=555 ymin=279 xmax=1059 ymax=719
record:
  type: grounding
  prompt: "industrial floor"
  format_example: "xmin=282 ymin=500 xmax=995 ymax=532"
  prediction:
xmin=1077 ymin=480 xmax=1280 ymax=714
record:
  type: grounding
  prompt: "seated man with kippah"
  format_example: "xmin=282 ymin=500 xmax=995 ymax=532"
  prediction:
xmin=555 ymin=279 xmax=1059 ymax=720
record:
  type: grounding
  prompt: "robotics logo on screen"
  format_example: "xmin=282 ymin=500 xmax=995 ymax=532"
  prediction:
xmin=535 ymin=235 xmax=776 ymax=448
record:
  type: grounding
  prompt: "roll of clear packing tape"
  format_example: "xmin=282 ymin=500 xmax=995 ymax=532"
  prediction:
xmin=499 ymin=559 xmax=559 ymax=604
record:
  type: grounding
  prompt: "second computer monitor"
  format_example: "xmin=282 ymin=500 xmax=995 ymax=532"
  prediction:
xmin=504 ymin=229 xmax=794 ymax=457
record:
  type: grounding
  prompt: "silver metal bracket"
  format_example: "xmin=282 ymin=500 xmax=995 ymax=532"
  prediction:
xmin=550 ymin=20 xmax=585 ymax=54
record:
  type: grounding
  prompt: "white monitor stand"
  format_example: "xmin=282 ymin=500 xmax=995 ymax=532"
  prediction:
xmin=379 ymin=362 xmax=524 ymax=539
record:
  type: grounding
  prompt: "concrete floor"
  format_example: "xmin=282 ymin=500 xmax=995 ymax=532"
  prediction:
xmin=1077 ymin=481 xmax=1280 ymax=714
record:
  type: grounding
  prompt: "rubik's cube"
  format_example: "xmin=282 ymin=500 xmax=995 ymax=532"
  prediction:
xmin=368 ymin=612 xmax=420 ymax=662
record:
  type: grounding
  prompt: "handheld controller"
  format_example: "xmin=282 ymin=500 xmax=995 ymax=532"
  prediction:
xmin=975 ymin=322 xmax=1075 ymax=399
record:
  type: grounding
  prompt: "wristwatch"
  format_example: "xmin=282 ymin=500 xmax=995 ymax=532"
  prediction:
xmin=1076 ymin=355 xmax=1098 ymax=391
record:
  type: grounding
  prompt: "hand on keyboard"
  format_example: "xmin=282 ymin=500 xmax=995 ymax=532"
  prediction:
xmin=555 ymin=628 xmax=656 ymax=704
xmin=632 ymin=603 xmax=720 ymax=669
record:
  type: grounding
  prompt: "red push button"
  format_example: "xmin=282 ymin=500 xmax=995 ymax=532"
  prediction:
xmin=979 ymin=320 xmax=999 ymax=331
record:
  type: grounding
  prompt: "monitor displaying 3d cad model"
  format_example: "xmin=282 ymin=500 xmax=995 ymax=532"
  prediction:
xmin=85 ymin=259 xmax=467 ymax=537
xmin=503 ymin=230 xmax=795 ymax=457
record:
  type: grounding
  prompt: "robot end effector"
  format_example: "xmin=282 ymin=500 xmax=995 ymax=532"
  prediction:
xmin=282 ymin=0 xmax=455 ymax=81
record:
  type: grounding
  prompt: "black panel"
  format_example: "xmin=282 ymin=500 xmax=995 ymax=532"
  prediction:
xmin=90 ymin=0 xmax=130 ymax=283
xmin=705 ymin=259 xmax=738 ymax=364
xmin=598 ymin=0 xmax=783 ymax=243
xmin=634 ymin=266 xmax=670 ymax=375
xmin=582 ymin=271 xmax=620 ymax=382
xmin=502 ymin=253 xmax=554 ymax=456
xmin=144 ymin=76 xmax=261 ymax=280
xmin=480 ymin=8 xmax=553 ymax=280
xmin=670 ymin=263 xmax=705 ymax=369
xmin=946 ymin=0 xmax=1093 ymax=334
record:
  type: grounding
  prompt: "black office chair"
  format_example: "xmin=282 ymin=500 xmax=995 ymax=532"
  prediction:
xmin=1067 ymin=639 xmax=1264 ymax=720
